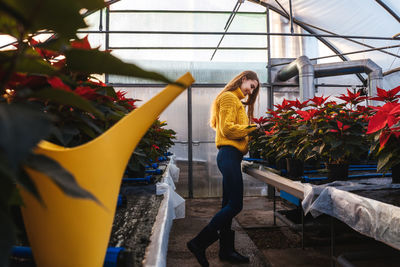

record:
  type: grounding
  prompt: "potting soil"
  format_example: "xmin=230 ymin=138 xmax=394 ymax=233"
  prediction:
xmin=109 ymin=189 xmax=163 ymax=267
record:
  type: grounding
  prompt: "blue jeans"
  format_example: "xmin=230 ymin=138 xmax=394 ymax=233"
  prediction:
xmin=208 ymin=145 xmax=244 ymax=232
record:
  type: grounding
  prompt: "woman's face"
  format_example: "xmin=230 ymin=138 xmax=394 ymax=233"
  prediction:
xmin=240 ymin=77 xmax=258 ymax=96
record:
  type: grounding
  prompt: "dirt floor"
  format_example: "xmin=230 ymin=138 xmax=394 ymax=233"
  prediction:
xmin=167 ymin=196 xmax=400 ymax=267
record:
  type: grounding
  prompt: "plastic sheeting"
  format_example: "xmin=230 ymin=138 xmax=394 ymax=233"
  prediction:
xmin=143 ymin=157 xmax=185 ymax=267
xmin=302 ymin=178 xmax=400 ymax=250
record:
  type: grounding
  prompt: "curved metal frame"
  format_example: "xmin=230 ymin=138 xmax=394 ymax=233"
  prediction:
xmin=249 ymin=0 xmax=367 ymax=85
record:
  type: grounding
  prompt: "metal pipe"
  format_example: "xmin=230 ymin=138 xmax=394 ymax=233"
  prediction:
xmin=267 ymin=6 xmax=273 ymax=111
xmin=288 ymin=0 xmax=294 ymax=34
xmin=249 ymin=0 xmax=367 ymax=84
xmin=314 ymin=59 xmax=382 ymax=100
xmin=277 ymin=56 xmax=382 ymax=102
xmin=108 ymin=82 xmax=360 ymax=88
xmin=375 ymin=0 xmax=400 ymax=23
xmin=70 ymin=30 xmax=400 ymax=41
xmin=109 ymin=10 xmax=266 ymax=15
xmin=107 ymin=46 xmax=268 ymax=50
xmin=276 ymin=55 xmax=315 ymax=101
xmin=187 ymin=86 xmax=193 ymax=199
xmin=384 ymin=66 xmax=400 ymax=76
xmin=105 ymin=6 xmax=110 ymax=84
xmin=210 ymin=0 xmax=243 ymax=60
xmin=271 ymin=43 xmax=400 ymax=67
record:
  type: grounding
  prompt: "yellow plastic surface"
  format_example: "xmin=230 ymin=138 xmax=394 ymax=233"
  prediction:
xmin=20 ymin=72 xmax=195 ymax=267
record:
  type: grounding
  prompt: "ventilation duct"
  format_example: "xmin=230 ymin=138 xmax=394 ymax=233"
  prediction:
xmin=276 ymin=55 xmax=315 ymax=101
xmin=276 ymin=56 xmax=383 ymax=103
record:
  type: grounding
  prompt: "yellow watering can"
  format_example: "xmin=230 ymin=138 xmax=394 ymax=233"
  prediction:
xmin=20 ymin=72 xmax=195 ymax=267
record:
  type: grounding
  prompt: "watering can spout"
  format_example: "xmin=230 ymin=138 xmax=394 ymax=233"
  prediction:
xmin=21 ymin=72 xmax=195 ymax=267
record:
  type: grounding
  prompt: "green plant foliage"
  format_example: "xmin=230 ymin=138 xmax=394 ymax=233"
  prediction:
xmin=65 ymin=49 xmax=174 ymax=84
xmin=0 ymin=0 xmax=181 ymax=265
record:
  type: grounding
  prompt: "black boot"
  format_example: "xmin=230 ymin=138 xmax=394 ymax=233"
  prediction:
xmin=187 ymin=226 xmax=219 ymax=267
xmin=219 ymin=229 xmax=249 ymax=263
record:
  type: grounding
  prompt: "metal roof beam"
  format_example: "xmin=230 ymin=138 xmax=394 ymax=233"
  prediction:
xmin=375 ymin=0 xmax=400 ymax=23
xmin=270 ymin=43 xmax=400 ymax=67
xmin=249 ymin=0 xmax=366 ymax=84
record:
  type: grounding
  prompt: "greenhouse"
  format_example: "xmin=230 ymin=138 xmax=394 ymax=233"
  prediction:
xmin=1 ymin=0 xmax=400 ymax=266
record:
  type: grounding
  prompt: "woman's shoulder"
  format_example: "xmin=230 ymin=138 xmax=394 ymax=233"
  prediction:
xmin=218 ymin=91 xmax=237 ymax=102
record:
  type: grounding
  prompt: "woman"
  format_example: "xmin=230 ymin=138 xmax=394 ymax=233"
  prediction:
xmin=187 ymin=71 xmax=260 ymax=267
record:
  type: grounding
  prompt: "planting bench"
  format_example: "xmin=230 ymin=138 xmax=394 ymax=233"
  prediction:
xmin=242 ymin=162 xmax=400 ymax=264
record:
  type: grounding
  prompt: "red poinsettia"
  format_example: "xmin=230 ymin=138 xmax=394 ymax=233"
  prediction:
xmin=252 ymin=116 xmax=269 ymax=124
xmin=70 ymin=35 xmax=92 ymax=50
xmin=47 ymin=77 xmax=72 ymax=91
xmin=370 ymin=86 xmax=400 ymax=103
xmin=288 ymin=99 xmax=309 ymax=109
xmin=309 ymin=95 xmax=329 ymax=106
xmin=30 ymin=38 xmax=60 ymax=59
xmin=330 ymin=120 xmax=350 ymax=133
xmin=274 ymin=99 xmax=292 ymax=110
xmin=367 ymin=102 xmax=400 ymax=148
xmin=115 ymin=90 xmax=138 ymax=110
xmin=366 ymin=102 xmax=400 ymax=134
xmin=337 ymin=88 xmax=367 ymax=105
xmin=296 ymin=109 xmax=318 ymax=121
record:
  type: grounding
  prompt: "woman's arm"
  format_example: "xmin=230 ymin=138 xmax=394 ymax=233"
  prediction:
xmin=218 ymin=93 xmax=256 ymax=139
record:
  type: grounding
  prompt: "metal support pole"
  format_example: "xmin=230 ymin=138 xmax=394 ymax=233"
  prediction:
xmin=99 ymin=8 xmax=103 ymax=31
xmin=266 ymin=6 xmax=275 ymax=199
xmin=266 ymin=6 xmax=273 ymax=111
xmin=331 ymin=217 xmax=336 ymax=267
xmin=187 ymin=86 xmax=193 ymax=198
xmin=289 ymin=0 xmax=294 ymax=34
xmin=105 ymin=7 xmax=110 ymax=84
xmin=272 ymin=187 xmax=276 ymax=225
xmin=301 ymin=208 xmax=305 ymax=249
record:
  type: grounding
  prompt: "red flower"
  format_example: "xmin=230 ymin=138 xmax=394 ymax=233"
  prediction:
xmin=30 ymin=38 xmax=60 ymax=59
xmin=152 ymin=144 xmax=160 ymax=150
xmin=264 ymin=129 xmax=276 ymax=136
xmin=75 ymin=86 xmax=98 ymax=100
xmin=115 ymin=90 xmax=138 ymax=110
xmin=47 ymin=77 xmax=72 ymax=91
xmin=337 ymin=88 xmax=367 ymax=104
xmin=366 ymin=102 xmax=400 ymax=134
xmin=330 ymin=120 xmax=350 ymax=133
xmin=288 ymin=99 xmax=309 ymax=109
xmin=71 ymin=36 xmax=91 ymax=50
xmin=274 ymin=99 xmax=292 ymax=110
xmin=296 ymin=109 xmax=318 ymax=121
xmin=252 ymin=116 xmax=269 ymax=124
xmin=309 ymin=95 xmax=329 ymax=106
xmin=370 ymin=86 xmax=400 ymax=103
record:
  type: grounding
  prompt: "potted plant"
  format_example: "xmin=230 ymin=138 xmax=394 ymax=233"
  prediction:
xmin=298 ymin=92 xmax=369 ymax=181
xmin=261 ymin=99 xmax=310 ymax=179
xmin=367 ymin=86 xmax=400 ymax=183
xmin=0 ymin=1 xmax=188 ymax=266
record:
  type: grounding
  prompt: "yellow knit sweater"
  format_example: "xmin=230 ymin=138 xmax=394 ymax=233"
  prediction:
xmin=212 ymin=88 xmax=256 ymax=154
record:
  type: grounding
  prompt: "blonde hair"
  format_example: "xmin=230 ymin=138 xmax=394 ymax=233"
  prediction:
xmin=210 ymin=70 xmax=260 ymax=129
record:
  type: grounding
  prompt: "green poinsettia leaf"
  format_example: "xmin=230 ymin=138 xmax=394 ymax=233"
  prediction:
xmin=31 ymin=88 xmax=105 ymax=120
xmin=0 ymin=210 xmax=16 ymax=267
xmin=1 ymin=0 xmax=104 ymax=40
xmin=0 ymin=51 xmax=57 ymax=76
xmin=377 ymin=149 xmax=392 ymax=172
xmin=0 ymin=104 xmax=52 ymax=170
xmin=24 ymin=153 xmax=102 ymax=205
xmin=65 ymin=49 xmax=176 ymax=84
xmin=16 ymin=168 xmax=43 ymax=205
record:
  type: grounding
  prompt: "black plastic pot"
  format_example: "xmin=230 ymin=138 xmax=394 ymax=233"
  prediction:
xmin=286 ymin=158 xmax=304 ymax=179
xmin=276 ymin=157 xmax=287 ymax=170
xmin=326 ymin=163 xmax=349 ymax=181
xmin=391 ymin=164 xmax=400 ymax=184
